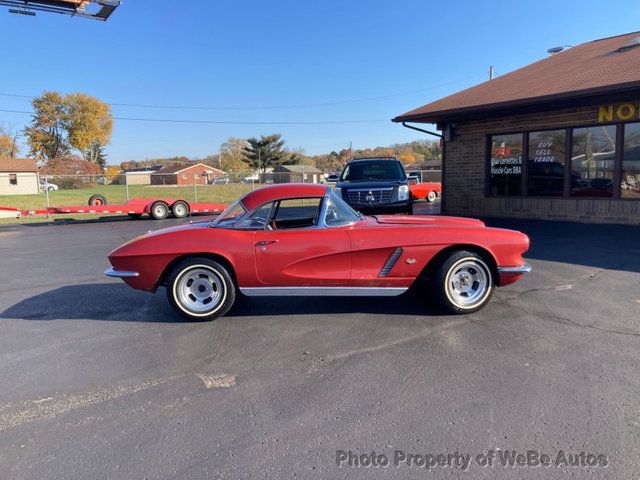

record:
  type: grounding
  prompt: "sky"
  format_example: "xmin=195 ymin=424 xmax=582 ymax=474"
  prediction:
xmin=1 ymin=0 xmax=639 ymax=164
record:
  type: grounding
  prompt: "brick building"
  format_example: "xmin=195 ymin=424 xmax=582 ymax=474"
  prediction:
xmin=393 ymin=32 xmax=640 ymax=225
xmin=151 ymin=163 xmax=225 ymax=186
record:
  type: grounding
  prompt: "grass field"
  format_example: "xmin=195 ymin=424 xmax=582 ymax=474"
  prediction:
xmin=0 ymin=184 xmax=253 ymax=225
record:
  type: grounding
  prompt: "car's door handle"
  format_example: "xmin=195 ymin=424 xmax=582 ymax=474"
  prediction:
xmin=255 ymin=240 xmax=278 ymax=246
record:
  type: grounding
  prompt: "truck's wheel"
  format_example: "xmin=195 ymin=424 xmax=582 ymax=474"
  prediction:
xmin=432 ymin=250 xmax=494 ymax=314
xmin=166 ymin=257 xmax=236 ymax=321
xmin=427 ymin=191 xmax=437 ymax=202
xmin=171 ymin=201 xmax=189 ymax=218
xmin=88 ymin=194 xmax=107 ymax=206
xmin=150 ymin=201 xmax=169 ymax=220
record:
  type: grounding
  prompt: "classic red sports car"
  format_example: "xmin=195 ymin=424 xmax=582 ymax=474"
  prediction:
xmin=105 ymin=184 xmax=531 ymax=320
xmin=409 ymin=182 xmax=442 ymax=202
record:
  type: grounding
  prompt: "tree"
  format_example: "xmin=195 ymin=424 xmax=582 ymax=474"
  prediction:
xmin=219 ymin=137 xmax=249 ymax=173
xmin=24 ymin=91 xmax=69 ymax=161
xmin=84 ymin=140 xmax=107 ymax=168
xmin=242 ymin=134 xmax=294 ymax=173
xmin=0 ymin=124 xmax=20 ymax=158
xmin=64 ymin=93 xmax=113 ymax=161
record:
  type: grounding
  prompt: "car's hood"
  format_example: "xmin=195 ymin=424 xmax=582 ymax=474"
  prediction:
xmin=371 ymin=215 xmax=485 ymax=227
xmin=110 ymin=222 xmax=209 ymax=254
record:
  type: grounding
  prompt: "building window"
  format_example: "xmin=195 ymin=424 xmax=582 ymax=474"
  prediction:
xmin=9 ymin=174 xmax=17 ymax=185
xmin=489 ymin=133 xmax=522 ymax=196
xmin=622 ymin=122 xmax=640 ymax=198
xmin=194 ymin=173 xmax=201 ymax=179
xmin=570 ymin=126 xmax=615 ymax=197
xmin=527 ymin=130 xmax=566 ymax=197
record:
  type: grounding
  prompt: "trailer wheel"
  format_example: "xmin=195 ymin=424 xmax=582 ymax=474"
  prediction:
xmin=171 ymin=201 xmax=189 ymax=218
xmin=88 ymin=194 xmax=107 ymax=206
xmin=150 ymin=201 xmax=169 ymax=220
xmin=426 ymin=191 xmax=437 ymax=202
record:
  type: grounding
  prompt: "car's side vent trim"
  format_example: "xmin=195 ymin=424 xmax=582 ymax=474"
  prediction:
xmin=378 ymin=247 xmax=403 ymax=277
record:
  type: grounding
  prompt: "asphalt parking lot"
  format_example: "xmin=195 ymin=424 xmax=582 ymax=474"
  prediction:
xmin=0 ymin=206 xmax=638 ymax=479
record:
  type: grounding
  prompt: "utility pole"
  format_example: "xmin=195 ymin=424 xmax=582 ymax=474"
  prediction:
xmin=489 ymin=65 xmax=494 ymax=80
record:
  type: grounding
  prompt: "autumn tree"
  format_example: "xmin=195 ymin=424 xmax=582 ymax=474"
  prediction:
xmin=24 ymin=91 xmax=113 ymax=165
xmin=219 ymin=137 xmax=249 ymax=172
xmin=25 ymin=91 xmax=69 ymax=161
xmin=84 ymin=140 xmax=108 ymax=168
xmin=64 ymin=93 xmax=113 ymax=162
xmin=242 ymin=134 xmax=299 ymax=172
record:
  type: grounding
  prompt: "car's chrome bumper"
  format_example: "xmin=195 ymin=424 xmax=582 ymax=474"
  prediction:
xmin=105 ymin=267 xmax=139 ymax=278
xmin=497 ymin=263 xmax=532 ymax=274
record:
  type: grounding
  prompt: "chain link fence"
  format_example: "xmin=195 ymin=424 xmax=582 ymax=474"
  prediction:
xmin=0 ymin=170 xmax=441 ymax=213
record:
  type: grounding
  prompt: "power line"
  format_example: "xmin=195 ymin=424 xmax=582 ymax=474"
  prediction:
xmin=0 ymin=109 xmax=388 ymax=125
xmin=0 ymin=77 xmax=474 ymax=111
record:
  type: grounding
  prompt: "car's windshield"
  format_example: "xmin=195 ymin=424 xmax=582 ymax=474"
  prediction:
xmin=340 ymin=160 xmax=405 ymax=181
xmin=211 ymin=201 xmax=247 ymax=228
xmin=325 ymin=192 xmax=362 ymax=226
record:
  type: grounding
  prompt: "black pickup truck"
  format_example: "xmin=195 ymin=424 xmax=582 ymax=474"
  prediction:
xmin=334 ymin=157 xmax=412 ymax=214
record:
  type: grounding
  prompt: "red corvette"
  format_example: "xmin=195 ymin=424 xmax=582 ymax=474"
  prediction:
xmin=105 ymin=184 xmax=531 ymax=320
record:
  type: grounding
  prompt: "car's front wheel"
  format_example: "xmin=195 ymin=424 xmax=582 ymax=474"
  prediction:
xmin=426 ymin=191 xmax=437 ymax=202
xmin=166 ymin=257 xmax=236 ymax=321
xmin=433 ymin=251 xmax=494 ymax=314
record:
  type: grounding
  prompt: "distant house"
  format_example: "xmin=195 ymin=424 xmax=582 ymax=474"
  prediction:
xmin=151 ymin=163 xmax=225 ymax=185
xmin=269 ymin=164 xmax=323 ymax=184
xmin=116 ymin=165 xmax=163 ymax=185
xmin=0 ymin=158 xmax=39 ymax=195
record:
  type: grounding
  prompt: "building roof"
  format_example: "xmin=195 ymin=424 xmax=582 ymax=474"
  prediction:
xmin=0 ymin=158 xmax=38 ymax=173
xmin=394 ymin=31 xmax=640 ymax=123
xmin=122 ymin=165 xmax=163 ymax=173
xmin=275 ymin=164 xmax=322 ymax=173
xmin=152 ymin=163 xmax=225 ymax=175
xmin=240 ymin=183 xmax=328 ymax=211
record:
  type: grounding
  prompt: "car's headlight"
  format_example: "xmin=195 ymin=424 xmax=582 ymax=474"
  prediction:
xmin=398 ymin=185 xmax=409 ymax=201
xmin=334 ymin=187 xmax=342 ymax=197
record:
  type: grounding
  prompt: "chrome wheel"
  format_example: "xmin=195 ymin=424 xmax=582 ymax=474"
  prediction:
xmin=445 ymin=258 xmax=490 ymax=309
xmin=153 ymin=204 xmax=167 ymax=217
xmin=172 ymin=202 xmax=188 ymax=218
xmin=173 ymin=266 xmax=226 ymax=315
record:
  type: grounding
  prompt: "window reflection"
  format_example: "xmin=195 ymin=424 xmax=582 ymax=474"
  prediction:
xmin=570 ymin=126 xmax=616 ymax=197
xmin=489 ymin=134 xmax=522 ymax=196
xmin=527 ymin=130 xmax=565 ymax=196
xmin=622 ymin=123 xmax=640 ymax=198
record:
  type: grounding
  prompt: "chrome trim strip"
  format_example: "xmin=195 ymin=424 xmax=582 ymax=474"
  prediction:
xmin=105 ymin=267 xmax=139 ymax=278
xmin=347 ymin=187 xmax=394 ymax=192
xmin=497 ymin=263 xmax=532 ymax=274
xmin=240 ymin=286 xmax=407 ymax=297
xmin=378 ymin=247 xmax=403 ymax=277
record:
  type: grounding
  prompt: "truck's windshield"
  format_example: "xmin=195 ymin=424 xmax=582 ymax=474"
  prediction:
xmin=340 ymin=161 xmax=405 ymax=181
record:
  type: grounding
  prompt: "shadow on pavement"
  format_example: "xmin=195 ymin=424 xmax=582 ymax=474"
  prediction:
xmin=1 ymin=284 xmax=442 ymax=322
xmin=482 ymin=217 xmax=640 ymax=274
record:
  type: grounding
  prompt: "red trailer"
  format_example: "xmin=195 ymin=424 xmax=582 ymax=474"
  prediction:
xmin=0 ymin=196 xmax=227 ymax=221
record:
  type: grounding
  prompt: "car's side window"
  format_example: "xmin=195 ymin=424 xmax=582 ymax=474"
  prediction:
xmin=270 ymin=198 xmax=322 ymax=229
xmin=235 ymin=202 xmax=274 ymax=230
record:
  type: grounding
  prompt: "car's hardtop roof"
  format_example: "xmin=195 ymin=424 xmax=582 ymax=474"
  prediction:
xmin=348 ymin=157 xmax=400 ymax=163
xmin=240 ymin=183 xmax=329 ymax=211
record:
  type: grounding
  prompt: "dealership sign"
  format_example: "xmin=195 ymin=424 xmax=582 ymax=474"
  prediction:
xmin=598 ymin=102 xmax=640 ymax=122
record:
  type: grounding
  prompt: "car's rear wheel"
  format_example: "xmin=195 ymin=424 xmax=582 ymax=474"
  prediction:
xmin=166 ymin=257 xmax=236 ymax=321
xmin=171 ymin=200 xmax=189 ymax=218
xmin=433 ymin=250 xmax=493 ymax=314
xmin=426 ymin=191 xmax=437 ymax=202
xmin=150 ymin=201 xmax=169 ymax=220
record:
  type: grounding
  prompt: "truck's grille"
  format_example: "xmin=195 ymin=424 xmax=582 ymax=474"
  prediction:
xmin=347 ymin=188 xmax=394 ymax=205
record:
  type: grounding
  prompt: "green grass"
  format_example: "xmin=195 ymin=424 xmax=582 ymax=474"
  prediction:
xmin=0 ymin=184 xmax=253 ymax=225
